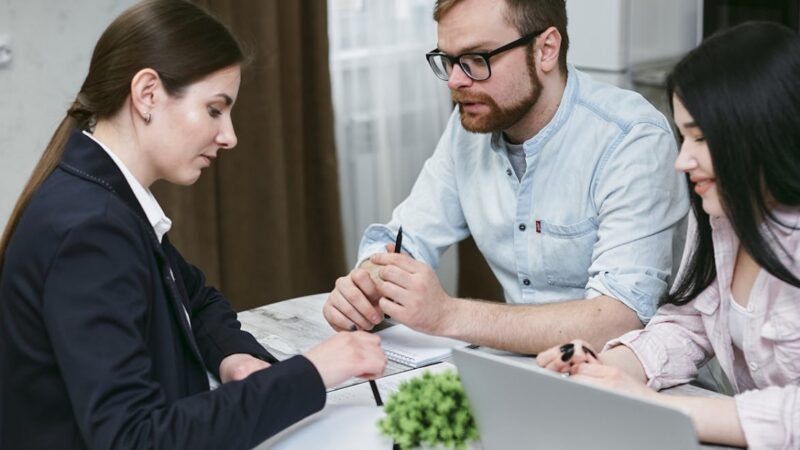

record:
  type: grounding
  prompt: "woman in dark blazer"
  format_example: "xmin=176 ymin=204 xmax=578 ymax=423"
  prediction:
xmin=0 ymin=1 xmax=385 ymax=449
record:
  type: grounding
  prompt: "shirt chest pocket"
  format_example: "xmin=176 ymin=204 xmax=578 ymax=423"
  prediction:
xmin=538 ymin=217 xmax=599 ymax=289
xmin=760 ymin=316 xmax=800 ymax=376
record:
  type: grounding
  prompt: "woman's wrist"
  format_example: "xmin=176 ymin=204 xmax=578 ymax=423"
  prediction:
xmin=219 ymin=353 xmax=271 ymax=383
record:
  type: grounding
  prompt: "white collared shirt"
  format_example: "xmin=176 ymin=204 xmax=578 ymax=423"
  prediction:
xmin=82 ymin=131 xmax=172 ymax=242
xmin=83 ymin=131 xmax=219 ymax=389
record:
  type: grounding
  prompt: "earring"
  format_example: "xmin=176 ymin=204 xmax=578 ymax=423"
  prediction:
xmin=144 ymin=112 xmax=151 ymax=124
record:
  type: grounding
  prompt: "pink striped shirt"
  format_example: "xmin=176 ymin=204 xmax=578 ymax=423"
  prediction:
xmin=606 ymin=208 xmax=800 ymax=449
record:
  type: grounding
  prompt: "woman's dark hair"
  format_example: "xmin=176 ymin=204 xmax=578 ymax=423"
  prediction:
xmin=0 ymin=0 xmax=246 ymax=271
xmin=664 ymin=21 xmax=800 ymax=306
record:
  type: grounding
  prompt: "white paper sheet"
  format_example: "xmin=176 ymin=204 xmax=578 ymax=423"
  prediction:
xmin=255 ymin=362 xmax=458 ymax=450
xmin=253 ymin=405 xmax=392 ymax=450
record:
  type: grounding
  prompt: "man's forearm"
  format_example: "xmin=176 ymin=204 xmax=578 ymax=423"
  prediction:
xmin=441 ymin=295 xmax=643 ymax=354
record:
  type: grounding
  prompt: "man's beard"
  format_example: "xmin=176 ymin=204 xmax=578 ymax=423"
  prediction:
xmin=452 ymin=57 xmax=542 ymax=134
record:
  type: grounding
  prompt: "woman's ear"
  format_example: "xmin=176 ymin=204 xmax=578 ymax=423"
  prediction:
xmin=130 ymin=68 xmax=161 ymax=123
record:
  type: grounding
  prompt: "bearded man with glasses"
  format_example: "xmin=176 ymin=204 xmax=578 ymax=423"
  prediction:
xmin=323 ymin=0 xmax=689 ymax=355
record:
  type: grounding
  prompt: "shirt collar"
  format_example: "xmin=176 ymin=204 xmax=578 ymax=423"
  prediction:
xmin=490 ymin=64 xmax=578 ymax=154
xmin=767 ymin=205 xmax=800 ymax=237
xmin=709 ymin=206 xmax=800 ymax=237
xmin=82 ymin=131 xmax=172 ymax=242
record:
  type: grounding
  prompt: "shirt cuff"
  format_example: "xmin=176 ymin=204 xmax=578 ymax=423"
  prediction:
xmin=735 ymin=386 xmax=798 ymax=450
xmin=604 ymin=329 xmax=670 ymax=390
xmin=585 ymin=268 xmax=668 ymax=324
xmin=357 ymin=224 xmax=418 ymax=269
xmin=356 ymin=225 xmax=396 ymax=268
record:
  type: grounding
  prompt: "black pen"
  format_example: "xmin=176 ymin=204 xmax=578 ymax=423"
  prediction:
xmin=343 ymin=226 xmax=402 ymax=406
xmin=368 ymin=376 xmax=383 ymax=407
xmin=394 ymin=226 xmax=403 ymax=254
xmin=381 ymin=226 xmax=403 ymax=314
xmin=362 ymin=226 xmax=405 ymax=407
xmin=349 ymin=323 xmax=383 ymax=406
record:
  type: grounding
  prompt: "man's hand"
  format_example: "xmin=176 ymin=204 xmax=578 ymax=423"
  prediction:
xmin=218 ymin=353 xmax=271 ymax=383
xmin=370 ymin=251 xmax=455 ymax=335
xmin=323 ymin=264 xmax=384 ymax=331
xmin=360 ymin=258 xmax=384 ymax=287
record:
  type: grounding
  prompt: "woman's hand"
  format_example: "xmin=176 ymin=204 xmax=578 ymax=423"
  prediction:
xmin=536 ymin=339 xmax=600 ymax=375
xmin=219 ymin=353 xmax=271 ymax=383
xmin=304 ymin=331 xmax=387 ymax=388
xmin=537 ymin=340 xmax=655 ymax=400
xmin=572 ymin=363 xmax=656 ymax=400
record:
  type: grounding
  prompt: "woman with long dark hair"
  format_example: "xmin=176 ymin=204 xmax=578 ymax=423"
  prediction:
xmin=537 ymin=22 xmax=800 ymax=448
xmin=0 ymin=1 xmax=385 ymax=449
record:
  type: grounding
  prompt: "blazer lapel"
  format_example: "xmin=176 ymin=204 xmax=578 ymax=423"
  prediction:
xmin=160 ymin=235 xmax=205 ymax=362
xmin=59 ymin=130 xmax=205 ymax=365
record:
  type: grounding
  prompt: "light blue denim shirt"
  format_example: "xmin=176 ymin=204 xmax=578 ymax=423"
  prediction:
xmin=359 ymin=67 xmax=689 ymax=323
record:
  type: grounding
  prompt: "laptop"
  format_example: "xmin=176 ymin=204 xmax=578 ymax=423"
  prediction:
xmin=452 ymin=347 xmax=701 ymax=450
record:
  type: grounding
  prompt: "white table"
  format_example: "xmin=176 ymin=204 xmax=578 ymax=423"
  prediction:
xmin=240 ymin=293 xmax=740 ymax=450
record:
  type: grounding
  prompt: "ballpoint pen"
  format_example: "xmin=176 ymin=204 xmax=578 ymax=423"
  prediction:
xmin=365 ymin=226 xmax=403 ymax=407
xmin=350 ymin=323 xmax=383 ymax=406
xmin=347 ymin=227 xmax=403 ymax=407
xmin=368 ymin=375 xmax=383 ymax=407
xmin=394 ymin=226 xmax=403 ymax=254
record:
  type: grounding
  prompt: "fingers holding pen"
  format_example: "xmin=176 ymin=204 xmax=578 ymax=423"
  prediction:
xmin=329 ymin=276 xmax=383 ymax=330
xmin=305 ymin=331 xmax=386 ymax=388
xmin=377 ymin=264 xmax=414 ymax=289
xmin=370 ymin=252 xmax=418 ymax=273
xmin=326 ymin=288 xmax=372 ymax=331
xmin=350 ymin=267 xmax=381 ymax=301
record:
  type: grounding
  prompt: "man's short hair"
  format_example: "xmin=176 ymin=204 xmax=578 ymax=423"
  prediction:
xmin=433 ymin=0 xmax=569 ymax=74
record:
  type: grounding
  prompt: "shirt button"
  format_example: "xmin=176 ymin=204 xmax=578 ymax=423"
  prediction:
xmin=747 ymin=304 xmax=754 ymax=313
xmin=523 ymin=279 xmax=531 ymax=286
xmin=748 ymin=362 xmax=759 ymax=371
xmin=506 ymin=168 xmax=512 ymax=176
xmin=519 ymin=224 xmax=527 ymax=231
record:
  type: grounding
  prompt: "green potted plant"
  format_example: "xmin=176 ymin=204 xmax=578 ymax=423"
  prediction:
xmin=378 ymin=369 xmax=480 ymax=450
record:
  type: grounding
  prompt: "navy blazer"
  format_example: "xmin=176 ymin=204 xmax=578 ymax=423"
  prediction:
xmin=0 ymin=131 xmax=325 ymax=449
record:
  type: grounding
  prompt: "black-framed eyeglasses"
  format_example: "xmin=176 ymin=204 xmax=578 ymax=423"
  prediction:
xmin=425 ymin=29 xmax=545 ymax=81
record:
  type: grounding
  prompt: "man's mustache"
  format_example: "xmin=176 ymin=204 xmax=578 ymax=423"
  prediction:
xmin=451 ymin=92 xmax=492 ymax=104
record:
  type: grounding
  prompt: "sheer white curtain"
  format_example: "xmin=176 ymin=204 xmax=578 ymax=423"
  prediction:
xmin=328 ymin=0 xmax=457 ymax=292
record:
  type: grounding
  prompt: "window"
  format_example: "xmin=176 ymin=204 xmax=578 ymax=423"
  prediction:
xmin=328 ymin=0 xmax=452 ymax=270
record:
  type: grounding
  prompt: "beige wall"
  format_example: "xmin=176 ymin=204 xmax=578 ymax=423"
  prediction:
xmin=0 ymin=0 xmax=136 ymax=228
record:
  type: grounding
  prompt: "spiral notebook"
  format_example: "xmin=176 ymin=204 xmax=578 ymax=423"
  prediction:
xmin=376 ymin=324 xmax=471 ymax=367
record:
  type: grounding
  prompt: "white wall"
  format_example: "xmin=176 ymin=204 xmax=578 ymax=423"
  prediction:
xmin=0 ymin=0 xmax=136 ymax=229
xmin=567 ymin=0 xmax=702 ymax=73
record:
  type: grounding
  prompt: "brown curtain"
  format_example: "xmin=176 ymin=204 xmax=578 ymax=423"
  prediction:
xmin=153 ymin=0 xmax=346 ymax=311
xmin=457 ymin=237 xmax=504 ymax=302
